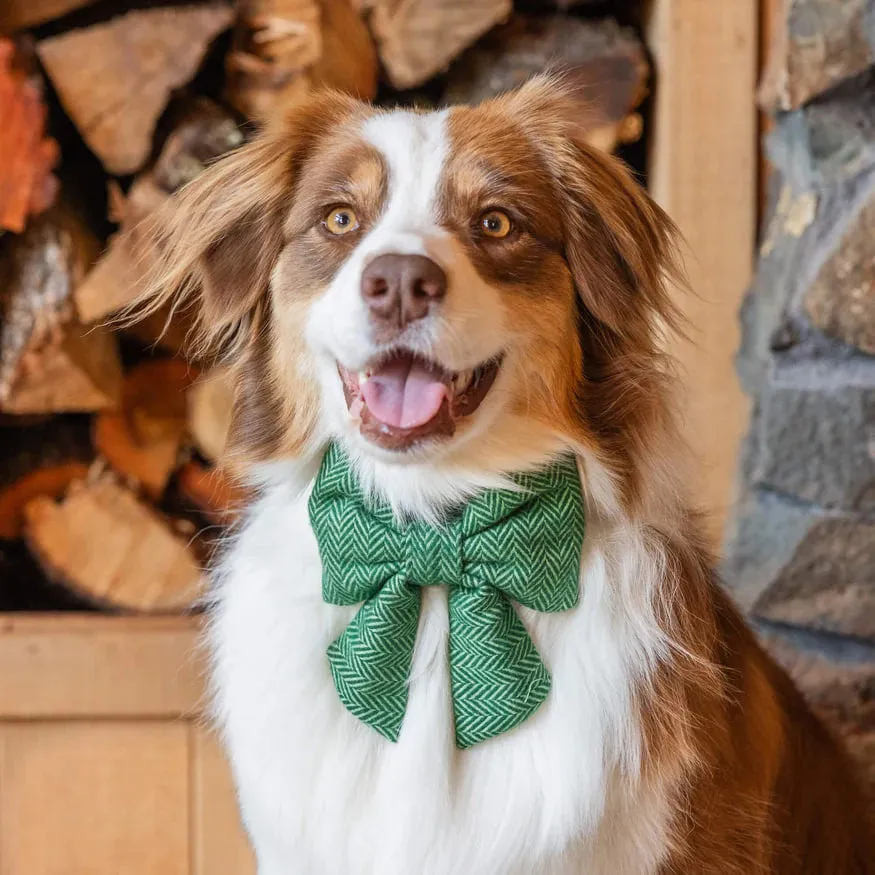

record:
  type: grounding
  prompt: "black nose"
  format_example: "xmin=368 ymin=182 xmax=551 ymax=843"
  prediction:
xmin=360 ymin=254 xmax=447 ymax=331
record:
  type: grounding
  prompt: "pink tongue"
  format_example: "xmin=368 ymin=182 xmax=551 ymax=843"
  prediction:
xmin=360 ymin=355 xmax=449 ymax=429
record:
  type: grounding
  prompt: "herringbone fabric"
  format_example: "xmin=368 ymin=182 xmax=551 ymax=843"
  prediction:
xmin=308 ymin=444 xmax=585 ymax=749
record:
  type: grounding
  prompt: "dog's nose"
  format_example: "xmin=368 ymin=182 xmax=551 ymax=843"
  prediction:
xmin=361 ymin=254 xmax=447 ymax=329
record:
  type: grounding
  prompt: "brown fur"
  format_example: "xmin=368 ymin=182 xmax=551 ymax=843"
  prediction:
xmin=126 ymin=92 xmax=373 ymax=464
xmin=126 ymin=76 xmax=874 ymax=871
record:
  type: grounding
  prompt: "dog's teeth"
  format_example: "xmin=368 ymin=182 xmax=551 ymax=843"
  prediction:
xmin=358 ymin=371 xmax=369 ymax=385
xmin=453 ymin=370 xmax=472 ymax=393
xmin=472 ymin=367 xmax=483 ymax=387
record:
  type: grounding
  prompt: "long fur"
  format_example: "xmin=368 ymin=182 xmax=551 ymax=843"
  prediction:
xmin=123 ymin=76 xmax=874 ymax=874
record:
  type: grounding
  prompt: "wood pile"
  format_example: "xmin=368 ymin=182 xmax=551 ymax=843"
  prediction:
xmin=0 ymin=0 xmax=647 ymax=614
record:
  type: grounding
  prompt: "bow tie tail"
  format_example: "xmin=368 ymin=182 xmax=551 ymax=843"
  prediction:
xmin=447 ymin=586 xmax=551 ymax=749
xmin=327 ymin=576 xmax=422 ymax=742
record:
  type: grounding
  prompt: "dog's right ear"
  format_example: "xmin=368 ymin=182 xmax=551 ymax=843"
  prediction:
xmin=126 ymin=92 xmax=357 ymax=359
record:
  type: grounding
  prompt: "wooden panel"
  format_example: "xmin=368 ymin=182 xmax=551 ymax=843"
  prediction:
xmin=0 ymin=614 xmax=204 ymax=719
xmin=191 ymin=728 xmax=256 ymax=875
xmin=0 ymin=721 xmax=189 ymax=875
xmin=646 ymin=0 xmax=758 ymax=543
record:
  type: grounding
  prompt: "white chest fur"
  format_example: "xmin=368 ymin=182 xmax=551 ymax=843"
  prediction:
xmin=209 ymin=474 xmax=675 ymax=875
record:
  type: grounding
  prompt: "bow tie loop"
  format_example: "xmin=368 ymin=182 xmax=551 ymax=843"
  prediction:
xmin=404 ymin=522 xmax=462 ymax=588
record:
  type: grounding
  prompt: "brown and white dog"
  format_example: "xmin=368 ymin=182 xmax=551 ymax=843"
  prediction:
xmin=134 ymin=77 xmax=873 ymax=873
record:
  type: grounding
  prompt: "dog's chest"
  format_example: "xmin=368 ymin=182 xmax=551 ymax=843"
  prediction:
xmin=210 ymin=482 xmax=673 ymax=875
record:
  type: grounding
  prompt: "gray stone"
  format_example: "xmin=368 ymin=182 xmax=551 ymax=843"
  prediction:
xmin=736 ymin=164 xmax=875 ymax=375
xmin=723 ymin=489 xmax=820 ymax=612
xmin=759 ymin=0 xmax=875 ymax=111
xmin=735 ymin=179 xmax=816 ymax=393
xmin=751 ymin=378 xmax=875 ymax=511
xmin=756 ymin=622 xmax=875 ymax=719
xmin=767 ymin=71 xmax=875 ymax=186
xmin=804 ymin=71 xmax=875 ymax=182
xmin=756 ymin=516 xmax=875 ymax=638
xmin=722 ymin=489 xmax=875 ymax=640
xmin=727 ymin=6 xmax=875 ymax=783
xmin=805 ymin=191 xmax=875 ymax=354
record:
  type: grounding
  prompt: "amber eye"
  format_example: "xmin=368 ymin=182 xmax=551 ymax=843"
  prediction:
xmin=323 ymin=206 xmax=359 ymax=235
xmin=479 ymin=209 xmax=512 ymax=239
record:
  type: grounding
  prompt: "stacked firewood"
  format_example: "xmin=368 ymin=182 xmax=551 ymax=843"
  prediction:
xmin=0 ymin=0 xmax=647 ymax=613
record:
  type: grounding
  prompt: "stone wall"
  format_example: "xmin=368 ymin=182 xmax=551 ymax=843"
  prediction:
xmin=723 ymin=0 xmax=875 ymax=785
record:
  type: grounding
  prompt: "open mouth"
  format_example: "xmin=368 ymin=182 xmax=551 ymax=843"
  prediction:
xmin=339 ymin=350 xmax=502 ymax=450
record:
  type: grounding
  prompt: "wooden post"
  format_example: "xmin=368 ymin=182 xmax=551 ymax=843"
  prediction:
xmin=646 ymin=0 xmax=758 ymax=544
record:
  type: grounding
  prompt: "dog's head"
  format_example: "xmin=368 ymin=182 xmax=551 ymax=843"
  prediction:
xmin=135 ymin=76 xmax=684 ymax=515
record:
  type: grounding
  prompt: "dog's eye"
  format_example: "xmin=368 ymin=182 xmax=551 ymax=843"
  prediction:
xmin=323 ymin=207 xmax=359 ymax=236
xmin=479 ymin=210 xmax=512 ymax=239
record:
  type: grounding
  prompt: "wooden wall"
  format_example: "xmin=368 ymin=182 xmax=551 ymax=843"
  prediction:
xmin=0 ymin=616 xmax=255 ymax=875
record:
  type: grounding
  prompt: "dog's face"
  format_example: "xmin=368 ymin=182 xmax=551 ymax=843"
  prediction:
xmin=140 ymin=77 xmax=681 ymax=506
xmin=291 ymin=99 xmax=582 ymax=460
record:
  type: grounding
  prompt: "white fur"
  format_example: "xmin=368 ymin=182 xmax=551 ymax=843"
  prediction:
xmin=211 ymin=459 xmax=677 ymax=875
xmin=210 ymin=108 xmax=680 ymax=874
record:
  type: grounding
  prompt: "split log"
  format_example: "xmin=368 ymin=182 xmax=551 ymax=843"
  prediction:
xmin=187 ymin=367 xmax=234 ymax=462
xmin=0 ymin=38 xmax=59 ymax=234
xmin=0 ymin=209 xmax=123 ymax=414
xmin=443 ymin=16 xmax=649 ymax=154
xmin=312 ymin=0 xmax=380 ymax=101
xmin=0 ymin=0 xmax=98 ymax=33
xmin=23 ymin=473 xmax=206 ymax=613
xmin=93 ymin=413 xmax=179 ymax=499
xmin=368 ymin=0 xmax=512 ymax=90
xmin=93 ymin=359 xmax=197 ymax=498
xmin=226 ymin=0 xmax=377 ymax=121
xmin=176 ymin=460 xmax=249 ymax=526
xmin=75 ymin=99 xmax=243 ymax=327
xmin=759 ymin=0 xmax=875 ymax=112
xmin=123 ymin=358 xmax=197 ymax=442
xmin=36 ymin=3 xmax=234 ymax=175
xmin=0 ymin=462 xmax=89 ymax=540
xmin=0 ymin=323 xmax=122 ymax=414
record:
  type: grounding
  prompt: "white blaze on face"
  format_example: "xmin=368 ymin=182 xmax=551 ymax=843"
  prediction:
xmin=359 ymin=109 xmax=451 ymax=261
xmin=306 ymin=108 xmax=507 ymax=375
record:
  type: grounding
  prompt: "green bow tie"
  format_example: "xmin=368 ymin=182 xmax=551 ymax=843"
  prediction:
xmin=308 ymin=444 xmax=585 ymax=749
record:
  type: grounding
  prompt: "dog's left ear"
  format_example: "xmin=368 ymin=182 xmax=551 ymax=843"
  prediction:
xmin=125 ymin=91 xmax=358 ymax=359
xmin=123 ymin=133 xmax=288 ymax=359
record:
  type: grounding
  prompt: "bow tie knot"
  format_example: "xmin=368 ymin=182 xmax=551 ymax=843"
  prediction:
xmin=309 ymin=445 xmax=585 ymax=749
xmin=405 ymin=523 xmax=461 ymax=588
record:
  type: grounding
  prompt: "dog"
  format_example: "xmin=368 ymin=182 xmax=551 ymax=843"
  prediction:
xmin=133 ymin=76 xmax=873 ymax=873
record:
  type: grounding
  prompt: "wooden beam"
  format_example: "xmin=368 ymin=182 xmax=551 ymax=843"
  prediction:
xmin=0 ymin=722 xmax=190 ymax=875
xmin=646 ymin=0 xmax=758 ymax=544
xmin=0 ymin=614 xmax=204 ymax=719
